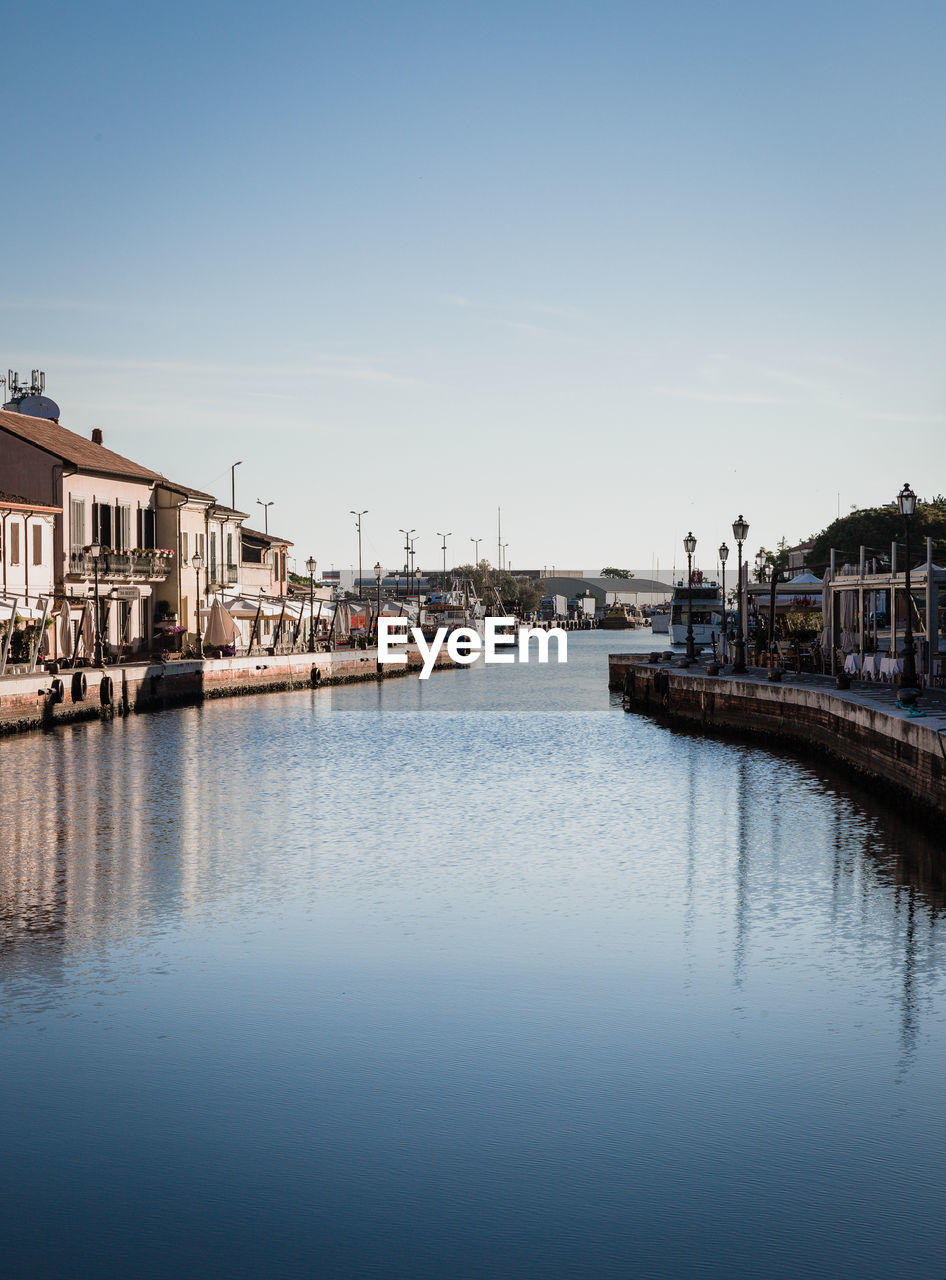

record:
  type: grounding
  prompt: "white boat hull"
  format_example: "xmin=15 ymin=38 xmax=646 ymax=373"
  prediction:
xmin=650 ymin=614 xmax=670 ymax=634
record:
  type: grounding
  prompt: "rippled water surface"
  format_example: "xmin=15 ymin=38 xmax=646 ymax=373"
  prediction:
xmin=2 ymin=632 xmax=946 ymax=1278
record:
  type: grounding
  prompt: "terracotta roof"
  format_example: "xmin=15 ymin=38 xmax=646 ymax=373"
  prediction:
xmin=241 ymin=526 xmax=293 ymax=546
xmin=0 ymin=408 xmax=161 ymax=482
xmin=156 ymin=478 xmax=217 ymax=503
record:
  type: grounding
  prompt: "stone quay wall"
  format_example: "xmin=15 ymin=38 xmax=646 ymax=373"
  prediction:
xmin=0 ymin=648 xmax=446 ymax=736
xmin=610 ymin=654 xmax=946 ymax=822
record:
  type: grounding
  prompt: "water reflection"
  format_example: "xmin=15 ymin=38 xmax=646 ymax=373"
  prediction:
xmin=1 ymin=633 xmax=946 ymax=1278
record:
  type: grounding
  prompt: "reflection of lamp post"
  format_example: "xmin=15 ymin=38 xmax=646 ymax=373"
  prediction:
xmin=192 ymin=551 xmax=204 ymax=657
xmin=718 ymin=541 xmax=729 ymax=655
xmin=731 ymin=515 xmax=749 ymax=673
xmin=90 ymin=541 xmax=104 ymax=666
xmin=374 ymin=562 xmax=382 ymax=643
xmin=683 ymin=532 xmax=697 ymax=659
xmin=898 ymin=481 xmax=918 ymax=689
xmin=306 ymin=556 xmax=317 ymax=652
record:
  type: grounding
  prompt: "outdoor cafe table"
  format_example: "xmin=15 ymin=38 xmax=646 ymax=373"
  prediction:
xmin=843 ymin=654 xmax=861 ymax=677
xmin=879 ymin=656 xmax=903 ymax=680
xmin=860 ymin=653 xmax=882 ymax=679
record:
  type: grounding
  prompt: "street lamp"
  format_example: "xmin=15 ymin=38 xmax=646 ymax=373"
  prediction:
xmin=374 ymin=561 xmax=383 ymax=644
xmin=351 ymin=510 xmax=368 ymax=600
xmin=437 ymin=531 xmax=451 ymax=596
xmin=399 ymin=528 xmax=415 ymax=585
xmin=393 ymin=570 xmax=400 ymax=599
xmin=257 ymin=500 xmax=273 ymax=535
xmin=718 ymin=541 xmax=729 ymax=657
xmin=415 ymin=566 xmax=423 ymax=623
xmin=471 ymin=537 xmax=481 ymax=566
xmin=731 ymin=515 xmax=749 ymax=673
xmin=898 ymin=481 xmax=918 ymax=689
xmin=306 ymin=555 xmax=317 ymax=652
xmin=89 ymin=541 xmax=104 ymax=666
xmin=683 ymin=531 xmax=697 ymax=660
xmin=192 ymin=551 xmax=204 ymax=657
xmin=231 ymin=460 xmax=243 ymax=510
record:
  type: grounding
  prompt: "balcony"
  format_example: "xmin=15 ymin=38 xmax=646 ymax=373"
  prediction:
xmin=68 ymin=549 xmax=173 ymax=582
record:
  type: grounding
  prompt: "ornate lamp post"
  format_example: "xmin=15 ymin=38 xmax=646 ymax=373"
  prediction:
xmin=374 ymin=562 xmax=383 ymax=643
xmin=191 ymin=551 xmax=204 ymax=657
xmin=306 ymin=556 xmax=317 ymax=652
xmin=898 ymin=482 xmax=918 ymax=689
xmin=90 ymin=541 xmax=104 ymax=666
xmin=718 ymin=542 xmax=729 ymax=658
xmin=731 ymin=515 xmax=749 ymax=673
xmin=683 ymin=531 xmax=697 ymax=660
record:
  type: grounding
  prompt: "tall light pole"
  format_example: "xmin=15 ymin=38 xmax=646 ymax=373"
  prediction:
xmin=374 ymin=562 xmax=383 ymax=644
xmin=437 ymin=531 xmax=451 ymax=595
xmin=192 ymin=551 xmax=204 ymax=657
xmin=351 ymin=510 xmax=368 ymax=600
xmin=306 ymin=556 xmax=317 ymax=652
xmin=718 ymin=541 xmax=729 ymax=657
xmin=90 ymin=541 xmax=103 ymax=666
xmin=683 ymin=532 xmax=697 ymax=660
xmin=399 ymin=528 xmax=415 ymax=585
xmin=732 ymin=515 xmax=749 ymax=673
xmin=471 ymin=536 xmax=481 ymax=566
xmin=898 ymin=482 xmax=918 ymax=689
xmin=231 ymin=460 xmax=243 ymax=510
xmin=415 ymin=566 xmax=423 ymax=623
xmin=501 ymin=543 xmax=509 ymax=572
xmin=257 ymin=500 xmax=273 ymax=535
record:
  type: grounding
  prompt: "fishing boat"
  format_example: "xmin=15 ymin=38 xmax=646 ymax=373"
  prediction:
xmin=669 ymin=574 xmax=725 ymax=646
xmin=599 ymin=603 xmax=640 ymax=630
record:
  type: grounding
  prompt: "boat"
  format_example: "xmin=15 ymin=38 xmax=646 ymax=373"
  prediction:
xmin=669 ymin=573 xmax=725 ymax=646
xmin=419 ymin=581 xmax=486 ymax=642
xmin=649 ymin=605 xmax=670 ymax=635
xmin=599 ymin=603 xmax=641 ymax=630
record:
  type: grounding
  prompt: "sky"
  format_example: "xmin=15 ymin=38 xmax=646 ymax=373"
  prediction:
xmin=4 ymin=0 xmax=945 ymax=579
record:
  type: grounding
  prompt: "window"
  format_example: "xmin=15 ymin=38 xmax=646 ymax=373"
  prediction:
xmin=226 ymin=533 xmax=233 ymax=569
xmin=115 ymin=504 xmax=131 ymax=552
xmin=10 ymin=522 xmax=20 ymax=565
xmin=92 ymin=501 xmax=113 ymax=547
xmin=32 ymin=523 xmax=43 ymax=565
xmin=210 ymin=532 xmax=217 ymax=583
xmin=136 ymin=507 xmax=156 ymax=549
xmin=181 ymin=531 xmax=189 ymax=563
xmin=70 ymin=498 xmax=87 ymax=552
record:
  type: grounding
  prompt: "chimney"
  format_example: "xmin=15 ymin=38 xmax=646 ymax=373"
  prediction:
xmin=91 ymin=428 xmax=103 ymax=445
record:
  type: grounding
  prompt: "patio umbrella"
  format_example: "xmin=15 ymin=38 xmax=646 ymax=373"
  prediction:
xmin=81 ymin=602 xmax=94 ymax=658
xmin=58 ymin=600 xmax=72 ymax=657
xmin=820 ymin=567 xmax=832 ymax=652
xmin=204 ymin=598 xmax=240 ymax=648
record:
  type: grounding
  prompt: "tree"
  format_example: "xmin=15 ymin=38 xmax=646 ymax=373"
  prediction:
xmin=601 ymin=567 xmax=633 ymax=579
xmin=808 ymin=497 xmax=946 ymax=568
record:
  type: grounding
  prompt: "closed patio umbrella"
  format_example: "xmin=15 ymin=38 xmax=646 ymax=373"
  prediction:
xmin=58 ymin=599 xmax=72 ymax=658
xmin=204 ymin=598 xmax=240 ymax=648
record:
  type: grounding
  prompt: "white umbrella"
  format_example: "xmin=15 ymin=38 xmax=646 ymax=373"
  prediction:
xmin=58 ymin=600 xmax=72 ymax=656
xmin=204 ymin=598 xmax=240 ymax=648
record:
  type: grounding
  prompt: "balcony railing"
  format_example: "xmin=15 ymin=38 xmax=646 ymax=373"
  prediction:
xmin=68 ymin=549 xmax=173 ymax=581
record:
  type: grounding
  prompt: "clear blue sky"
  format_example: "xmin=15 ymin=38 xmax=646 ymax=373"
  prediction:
xmin=5 ymin=0 xmax=945 ymax=576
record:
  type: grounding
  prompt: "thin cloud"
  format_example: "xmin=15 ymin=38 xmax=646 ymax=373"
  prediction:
xmin=653 ymin=385 xmax=789 ymax=405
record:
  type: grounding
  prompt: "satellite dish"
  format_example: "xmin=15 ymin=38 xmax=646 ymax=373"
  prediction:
xmin=15 ymin=394 xmax=61 ymax=420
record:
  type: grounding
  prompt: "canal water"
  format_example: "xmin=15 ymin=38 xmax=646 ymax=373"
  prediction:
xmin=1 ymin=631 xmax=945 ymax=1279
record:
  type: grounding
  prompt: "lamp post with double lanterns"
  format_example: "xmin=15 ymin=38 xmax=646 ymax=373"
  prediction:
xmin=898 ymin=482 xmax=918 ymax=690
xmin=683 ymin=532 xmax=697 ymax=659
xmin=306 ymin=556 xmax=317 ymax=652
xmin=191 ymin=551 xmax=204 ymax=657
xmin=731 ymin=515 xmax=749 ymax=673
xmin=718 ymin=542 xmax=729 ymax=658
xmin=89 ymin=541 xmax=104 ymax=666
